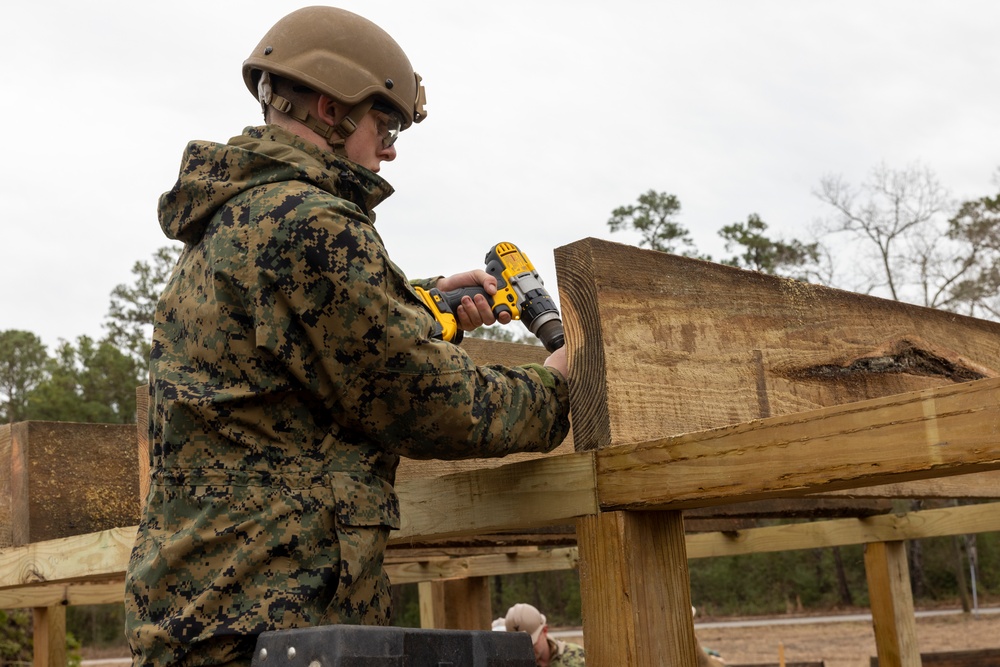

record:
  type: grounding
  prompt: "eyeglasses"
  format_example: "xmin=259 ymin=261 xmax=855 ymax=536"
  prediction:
xmin=374 ymin=109 xmax=403 ymax=149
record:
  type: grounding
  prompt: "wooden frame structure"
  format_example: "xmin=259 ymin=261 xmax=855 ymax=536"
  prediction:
xmin=2 ymin=238 xmax=1000 ymax=666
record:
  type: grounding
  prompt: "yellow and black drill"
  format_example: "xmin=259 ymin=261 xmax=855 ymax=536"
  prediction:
xmin=414 ymin=242 xmax=565 ymax=352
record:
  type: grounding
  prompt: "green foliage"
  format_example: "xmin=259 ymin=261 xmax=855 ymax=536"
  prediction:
xmin=490 ymin=571 xmax=582 ymax=627
xmin=105 ymin=245 xmax=182 ymax=367
xmin=0 ymin=330 xmax=48 ymax=423
xmin=607 ymin=189 xmax=707 ymax=258
xmin=718 ymin=213 xmax=822 ymax=280
xmin=945 ymin=193 xmax=1000 ymax=319
xmin=0 ymin=609 xmax=31 ymax=663
xmin=27 ymin=336 xmax=142 ymax=424
xmin=66 ymin=604 xmax=126 ymax=649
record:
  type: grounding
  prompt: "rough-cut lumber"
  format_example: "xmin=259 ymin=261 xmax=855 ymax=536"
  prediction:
xmin=417 ymin=577 xmax=492 ymax=631
xmin=386 ymin=547 xmax=578 ymax=585
xmin=597 ymin=375 xmax=1000 ymax=510
xmin=32 ymin=605 xmax=66 ymax=667
xmin=685 ymin=498 xmax=893 ymax=520
xmin=0 ymin=422 xmax=140 ymax=546
xmin=391 ymin=451 xmax=597 ymax=543
xmin=555 ymin=237 xmax=1000 ymax=451
xmin=811 ymin=471 xmax=1000 ymax=499
xmin=577 ymin=510 xmax=700 ymax=666
xmin=0 ymin=580 xmax=126 ymax=608
xmin=865 ymin=541 xmax=919 ymax=667
xmin=0 ymin=525 xmax=135 ymax=590
xmin=685 ymin=501 xmax=1000 ymax=559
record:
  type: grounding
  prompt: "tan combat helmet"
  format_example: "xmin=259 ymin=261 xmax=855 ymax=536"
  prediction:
xmin=242 ymin=6 xmax=427 ymax=148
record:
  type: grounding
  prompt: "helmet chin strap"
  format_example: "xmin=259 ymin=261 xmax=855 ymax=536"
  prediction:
xmin=257 ymin=72 xmax=374 ymax=156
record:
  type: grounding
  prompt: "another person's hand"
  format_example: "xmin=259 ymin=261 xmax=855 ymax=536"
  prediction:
xmin=544 ymin=346 xmax=567 ymax=377
xmin=435 ymin=270 xmax=513 ymax=331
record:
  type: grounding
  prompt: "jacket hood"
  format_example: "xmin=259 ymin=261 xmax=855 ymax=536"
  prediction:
xmin=158 ymin=125 xmax=395 ymax=245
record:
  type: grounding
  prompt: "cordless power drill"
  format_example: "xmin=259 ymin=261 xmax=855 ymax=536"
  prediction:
xmin=414 ymin=242 xmax=565 ymax=352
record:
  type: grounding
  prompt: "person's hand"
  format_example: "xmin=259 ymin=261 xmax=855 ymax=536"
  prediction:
xmin=435 ymin=270 xmax=513 ymax=331
xmin=544 ymin=346 xmax=568 ymax=377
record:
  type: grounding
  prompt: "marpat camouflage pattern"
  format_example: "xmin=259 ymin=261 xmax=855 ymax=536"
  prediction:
xmin=124 ymin=125 xmax=570 ymax=666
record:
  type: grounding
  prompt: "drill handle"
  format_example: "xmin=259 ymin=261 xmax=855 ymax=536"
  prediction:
xmin=440 ymin=287 xmax=515 ymax=321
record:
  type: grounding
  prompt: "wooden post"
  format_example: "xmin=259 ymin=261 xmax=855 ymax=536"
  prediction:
xmin=865 ymin=541 xmax=920 ymax=667
xmin=417 ymin=577 xmax=492 ymax=630
xmin=577 ymin=510 xmax=699 ymax=666
xmin=32 ymin=605 xmax=66 ymax=667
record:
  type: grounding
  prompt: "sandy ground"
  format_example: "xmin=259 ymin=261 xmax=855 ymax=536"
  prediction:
xmin=549 ymin=608 xmax=1000 ymax=667
xmin=82 ymin=609 xmax=1000 ymax=666
xmin=692 ymin=610 xmax=1000 ymax=667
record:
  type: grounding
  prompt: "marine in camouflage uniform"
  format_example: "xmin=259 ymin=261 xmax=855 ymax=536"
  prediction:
xmin=124 ymin=8 xmax=570 ymax=667
xmin=546 ymin=639 xmax=586 ymax=667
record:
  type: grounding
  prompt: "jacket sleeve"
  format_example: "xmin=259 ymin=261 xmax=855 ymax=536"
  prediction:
xmin=252 ymin=196 xmax=570 ymax=461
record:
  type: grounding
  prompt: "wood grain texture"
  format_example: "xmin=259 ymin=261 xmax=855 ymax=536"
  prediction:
xmin=865 ymin=541 xmax=920 ymax=667
xmin=385 ymin=547 xmax=578 ymax=585
xmin=555 ymin=238 xmax=1000 ymax=450
xmin=597 ymin=375 xmax=1000 ymax=510
xmin=32 ymin=605 xmax=66 ymax=667
xmin=684 ymin=501 xmax=1000 ymax=559
xmin=0 ymin=525 xmax=135 ymax=590
xmin=1 ymin=422 xmax=140 ymax=546
xmin=0 ymin=580 xmax=125 ymax=608
xmin=391 ymin=451 xmax=597 ymax=543
xmin=577 ymin=510 xmax=699 ymax=666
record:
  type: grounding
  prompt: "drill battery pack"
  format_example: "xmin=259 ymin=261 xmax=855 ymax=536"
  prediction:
xmin=250 ymin=624 xmax=536 ymax=667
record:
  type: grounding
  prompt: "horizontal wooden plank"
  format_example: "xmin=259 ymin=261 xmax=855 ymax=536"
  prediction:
xmin=597 ymin=376 xmax=1000 ymax=510
xmin=686 ymin=501 xmax=1000 ymax=559
xmin=0 ymin=526 xmax=135 ymax=591
xmin=391 ymin=451 xmax=597 ymax=542
xmin=0 ymin=579 xmax=125 ymax=608
xmin=810 ymin=470 xmax=1000 ymax=499
xmin=386 ymin=547 xmax=578 ymax=585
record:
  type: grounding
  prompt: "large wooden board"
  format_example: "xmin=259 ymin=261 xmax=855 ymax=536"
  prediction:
xmin=555 ymin=237 xmax=1000 ymax=450
xmin=0 ymin=422 xmax=140 ymax=546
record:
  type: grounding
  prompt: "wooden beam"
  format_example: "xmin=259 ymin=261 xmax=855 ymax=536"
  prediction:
xmin=0 ymin=422 xmax=140 ymax=546
xmin=577 ymin=511 xmax=699 ymax=666
xmin=809 ymin=470 xmax=1000 ymax=499
xmin=0 ymin=525 xmax=135 ymax=590
xmin=555 ymin=238 xmax=1000 ymax=451
xmin=0 ymin=579 xmax=124 ymax=608
xmin=390 ymin=451 xmax=597 ymax=543
xmin=597 ymin=375 xmax=1000 ymax=510
xmin=32 ymin=605 xmax=66 ymax=667
xmin=685 ymin=501 xmax=1000 ymax=559
xmin=386 ymin=547 xmax=578 ymax=585
xmin=865 ymin=541 xmax=920 ymax=667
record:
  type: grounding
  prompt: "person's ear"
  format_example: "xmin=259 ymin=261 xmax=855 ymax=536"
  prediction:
xmin=315 ymin=94 xmax=339 ymax=125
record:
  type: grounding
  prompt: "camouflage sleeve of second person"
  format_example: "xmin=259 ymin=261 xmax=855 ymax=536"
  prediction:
xmin=255 ymin=201 xmax=571 ymax=461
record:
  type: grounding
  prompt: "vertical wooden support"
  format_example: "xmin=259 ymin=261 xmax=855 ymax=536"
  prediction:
xmin=865 ymin=541 xmax=920 ymax=667
xmin=417 ymin=577 xmax=492 ymax=630
xmin=32 ymin=605 xmax=66 ymax=667
xmin=577 ymin=510 xmax=699 ymax=666
xmin=418 ymin=580 xmax=446 ymax=629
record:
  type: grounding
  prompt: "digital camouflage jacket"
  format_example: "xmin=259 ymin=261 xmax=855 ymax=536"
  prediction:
xmin=124 ymin=125 xmax=570 ymax=666
xmin=549 ymin=639 xmax=587 ymax=667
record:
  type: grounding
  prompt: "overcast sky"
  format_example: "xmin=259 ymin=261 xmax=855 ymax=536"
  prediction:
xmin=3 ymin=1 xmax=999 ymax=351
